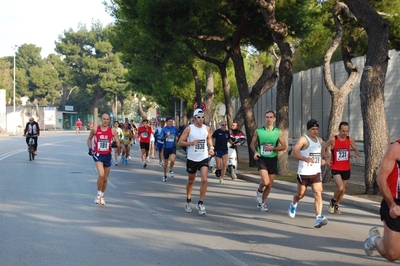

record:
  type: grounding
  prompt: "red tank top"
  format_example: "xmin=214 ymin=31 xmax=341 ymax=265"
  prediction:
xmin=387 ymin=140 xmax=400 ymax=200
xmin=94 ymin=126 xmax=113 ymax=154
xmin=331 ymin=135 xmax=351 ymax=171
xmin=138 ymin=126 xmax=152 ymax=143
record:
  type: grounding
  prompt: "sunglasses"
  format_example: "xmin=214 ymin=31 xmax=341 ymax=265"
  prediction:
xmin=221 ymin=124 xmax=227 ymax=126
xmin=196 ymin=116 xmax=204 ymax=119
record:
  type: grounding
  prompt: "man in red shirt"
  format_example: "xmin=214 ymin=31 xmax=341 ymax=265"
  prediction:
xmin=138 ymin=118 xmax=153 ymax=168
xmin=87 ymin=113 xmax=120 ymax=206
xmin=364 ymin=140 xmax=400 ymax=261
xmin=322 ymin=121 xmax=360 ymax=214
xmin=75 ymin=118 xmax=83 ymax=135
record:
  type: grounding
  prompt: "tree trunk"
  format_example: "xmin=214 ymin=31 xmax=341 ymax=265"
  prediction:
xmin=257 ymin=0 xmax=293 ymax=176
xmin=204 ymin=69 xmax=214 ymax=127
xmin=112 ymin=93 xmax=117 ymax=121
xmin=138 ymin=100 xmax=147 ymax=120
xmin=230 ymin=38 xmax=258 ymax=167
xmin=92 ymin=91 xmax=102 ymax=128
xmin=191 ymin=65 xmax=203 ymax=111
xmin=344 ymin=0 xmax=391 ymax=194
xmin=321 ymin=2 xmax=360 ymax=182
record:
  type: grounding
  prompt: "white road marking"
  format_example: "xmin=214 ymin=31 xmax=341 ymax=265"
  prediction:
xmin=213 ymin=249 xmax=248 ymax=266
xmin=132 ymin=200 xmax=165 ymax=219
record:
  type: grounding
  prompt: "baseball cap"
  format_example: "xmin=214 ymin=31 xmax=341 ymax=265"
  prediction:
xmin=307 ymin=119 xmax=319 ymax=130
xmin=166 ymin=116 xmax=173 ymax=122
xmin=193 ymin=109 xmax=204 ymax=117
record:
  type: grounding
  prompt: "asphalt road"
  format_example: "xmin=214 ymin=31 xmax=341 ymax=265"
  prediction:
xmin=0 ymin=131 xmax=390 ymax=265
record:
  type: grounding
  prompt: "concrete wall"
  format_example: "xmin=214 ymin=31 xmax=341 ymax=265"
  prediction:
xmin=233 ymin=49 xmax=400 ymax=142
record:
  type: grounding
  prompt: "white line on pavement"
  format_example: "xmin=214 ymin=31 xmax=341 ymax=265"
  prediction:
xmin=132 ymin=200 xmax=165 ymax=219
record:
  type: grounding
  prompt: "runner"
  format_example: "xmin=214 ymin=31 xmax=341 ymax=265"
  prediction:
xmin=138 ymin=119 xmax=152 ymax=168
xmin=212 ymin=120 xmax=231 ymax=185
xmin=87 ymin=113 xmax=120 ymax=206
xmin=288 ymin=119 xmax=328 ymax=228
xmin=178 ymin=109 xmax=214 ymax=215
xmin=75 ymin=118 xmax=82 ymax=135
xmin=363 ymin=140 xmax=400 ymax=261
xmin=112 ymin=120 xmax=123 ymax=166
xmin=154 ymin=120 xmax=166 ymax=167
xmin=120 ymin=122 xmax=132 ymax=164
xmin=160 ymin=117 xmax=178 ymax=182
xmin=250 ymin=111 xmax=287 ymax=212
xmin=322 ymin=121 xmax=360 ymax=214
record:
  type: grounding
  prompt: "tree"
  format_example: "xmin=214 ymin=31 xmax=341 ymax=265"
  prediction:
xmin=55 ymin=23 xmax=128 ymax=125
xmin=344 ymin=0 xmax=391 ymax=194
xmin=0 ymin=58 xmax=13 ymax=104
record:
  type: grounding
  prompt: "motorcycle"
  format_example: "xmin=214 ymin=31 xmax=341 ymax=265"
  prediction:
xmin=209 ymin=142 xmax=238 ymax=180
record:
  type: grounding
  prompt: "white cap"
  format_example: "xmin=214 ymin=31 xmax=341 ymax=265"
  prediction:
xmin=193 ymin=109 xmax=204 ymax=117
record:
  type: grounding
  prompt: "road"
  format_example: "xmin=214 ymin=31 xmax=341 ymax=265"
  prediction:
xmin=0 ymin=132 xmax=389 ymax=265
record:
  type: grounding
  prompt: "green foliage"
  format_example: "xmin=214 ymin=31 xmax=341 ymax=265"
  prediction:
xmin=55 ymin=24 xmax=129 ymax=114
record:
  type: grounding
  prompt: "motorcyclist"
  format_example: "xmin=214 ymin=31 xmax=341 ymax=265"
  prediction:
xmin=23 ymin=117 xmax=40 ymax=155
xmin=229 ymin=122 xmax=246 ymax=147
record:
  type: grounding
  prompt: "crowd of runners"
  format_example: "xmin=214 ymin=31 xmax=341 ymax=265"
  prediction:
xmin=86 ymin=110 xmax=400 ymax=262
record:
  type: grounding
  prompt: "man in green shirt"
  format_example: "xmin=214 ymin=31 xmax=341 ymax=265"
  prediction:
xmin=250 ymin=110 xmax=287 ymax=212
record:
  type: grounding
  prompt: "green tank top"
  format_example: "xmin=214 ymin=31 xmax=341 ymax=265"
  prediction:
xmin=256 ymin=126 xmax=281 ymax=158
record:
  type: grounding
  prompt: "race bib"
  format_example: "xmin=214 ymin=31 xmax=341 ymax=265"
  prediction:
xmin=336 ymin=149 xmax=349 ymax=161
xmin=141 ymin=132 xmax=148 ymax=138
xmin=194 ymin=139 xmax=205 ymax=152
xmin=98 ymin=139 xmax=110 ymax=151
xmin=166 ymin=134 xmax=175 ymax=142
xmin=309 ymin=152 xmax=321 ymax=165
xmin=260 ymin=142 xmax=273 ymax=155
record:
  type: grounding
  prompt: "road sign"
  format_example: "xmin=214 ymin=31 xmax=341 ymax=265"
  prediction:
xmin=193 ymin=102 xmax=207 ymax=112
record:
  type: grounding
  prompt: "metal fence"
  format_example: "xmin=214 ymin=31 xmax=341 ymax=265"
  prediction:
xmin=234 ymin=49 xmax=400 ymax=142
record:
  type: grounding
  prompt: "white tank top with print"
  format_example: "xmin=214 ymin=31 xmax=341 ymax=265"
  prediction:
xmin=297 ymin=134 xmax=322 ymax=175
xmin=187 ymin=124 xmax=209 ymax=162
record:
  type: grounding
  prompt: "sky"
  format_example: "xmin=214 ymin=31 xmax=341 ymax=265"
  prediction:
xmin=0 ymin=0 xmax=115 ymax=58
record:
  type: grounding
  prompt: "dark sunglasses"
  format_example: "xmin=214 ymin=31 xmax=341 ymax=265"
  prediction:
xmin=221 ymin=124 xmax=227 ymax=126
xmin=196 ymin=116 xmax=204 ymax=119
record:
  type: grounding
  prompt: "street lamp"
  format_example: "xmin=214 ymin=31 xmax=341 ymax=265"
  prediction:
xmin=12 ymin=45 xmax=18 ymax=115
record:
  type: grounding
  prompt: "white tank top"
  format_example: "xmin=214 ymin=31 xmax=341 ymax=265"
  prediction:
xmin=297 ymin=135 xmax=322 ymax=175
xmin=187 ymin=124 xmax=209 ymax=162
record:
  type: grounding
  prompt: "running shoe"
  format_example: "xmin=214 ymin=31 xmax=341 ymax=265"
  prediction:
xmin=115 ymin=162 xmax=118 ymax=166
xmin=314 ymin=215 xmax=328 ymax=228
xmin=128 ymin=156 xmax=131 ymax=160
xmin=169 ymin=170 xmax=174 ymax=178
xmin=258 ymin=203 xmax=268 ymax=212
xmin=196 ymin=202 xmax=206 ymax=215
xmin=163 ymin=175 xmax=167 ymax=182
xmin=100 ymin=196 xmax=106 ymax=206
xmin=219 ymin=178 xmax=224 ymax=185
xmin=288 ymin=201 xmax=297 ymax=218
xmin=334 ymin=204 xmax=342 ymax=215
xmin=328 ymin=200 xmax=335 ymax=214
xmin=185 ymin=202 xmax=192 ymax=213
xmin=94 ymin=194 xmax=101 ymax=204
xmin=159 ymin=162 xmax=163 ymax=167
xmin=364 ymin=227 xmax=380 ymax=256
xmin=255 ymin=189 xmax=263 ymax=204
xmin=143 ymin=162 xmax=147 ymax=168
xmin=215 ymin=169 xmax=221 ymax=178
